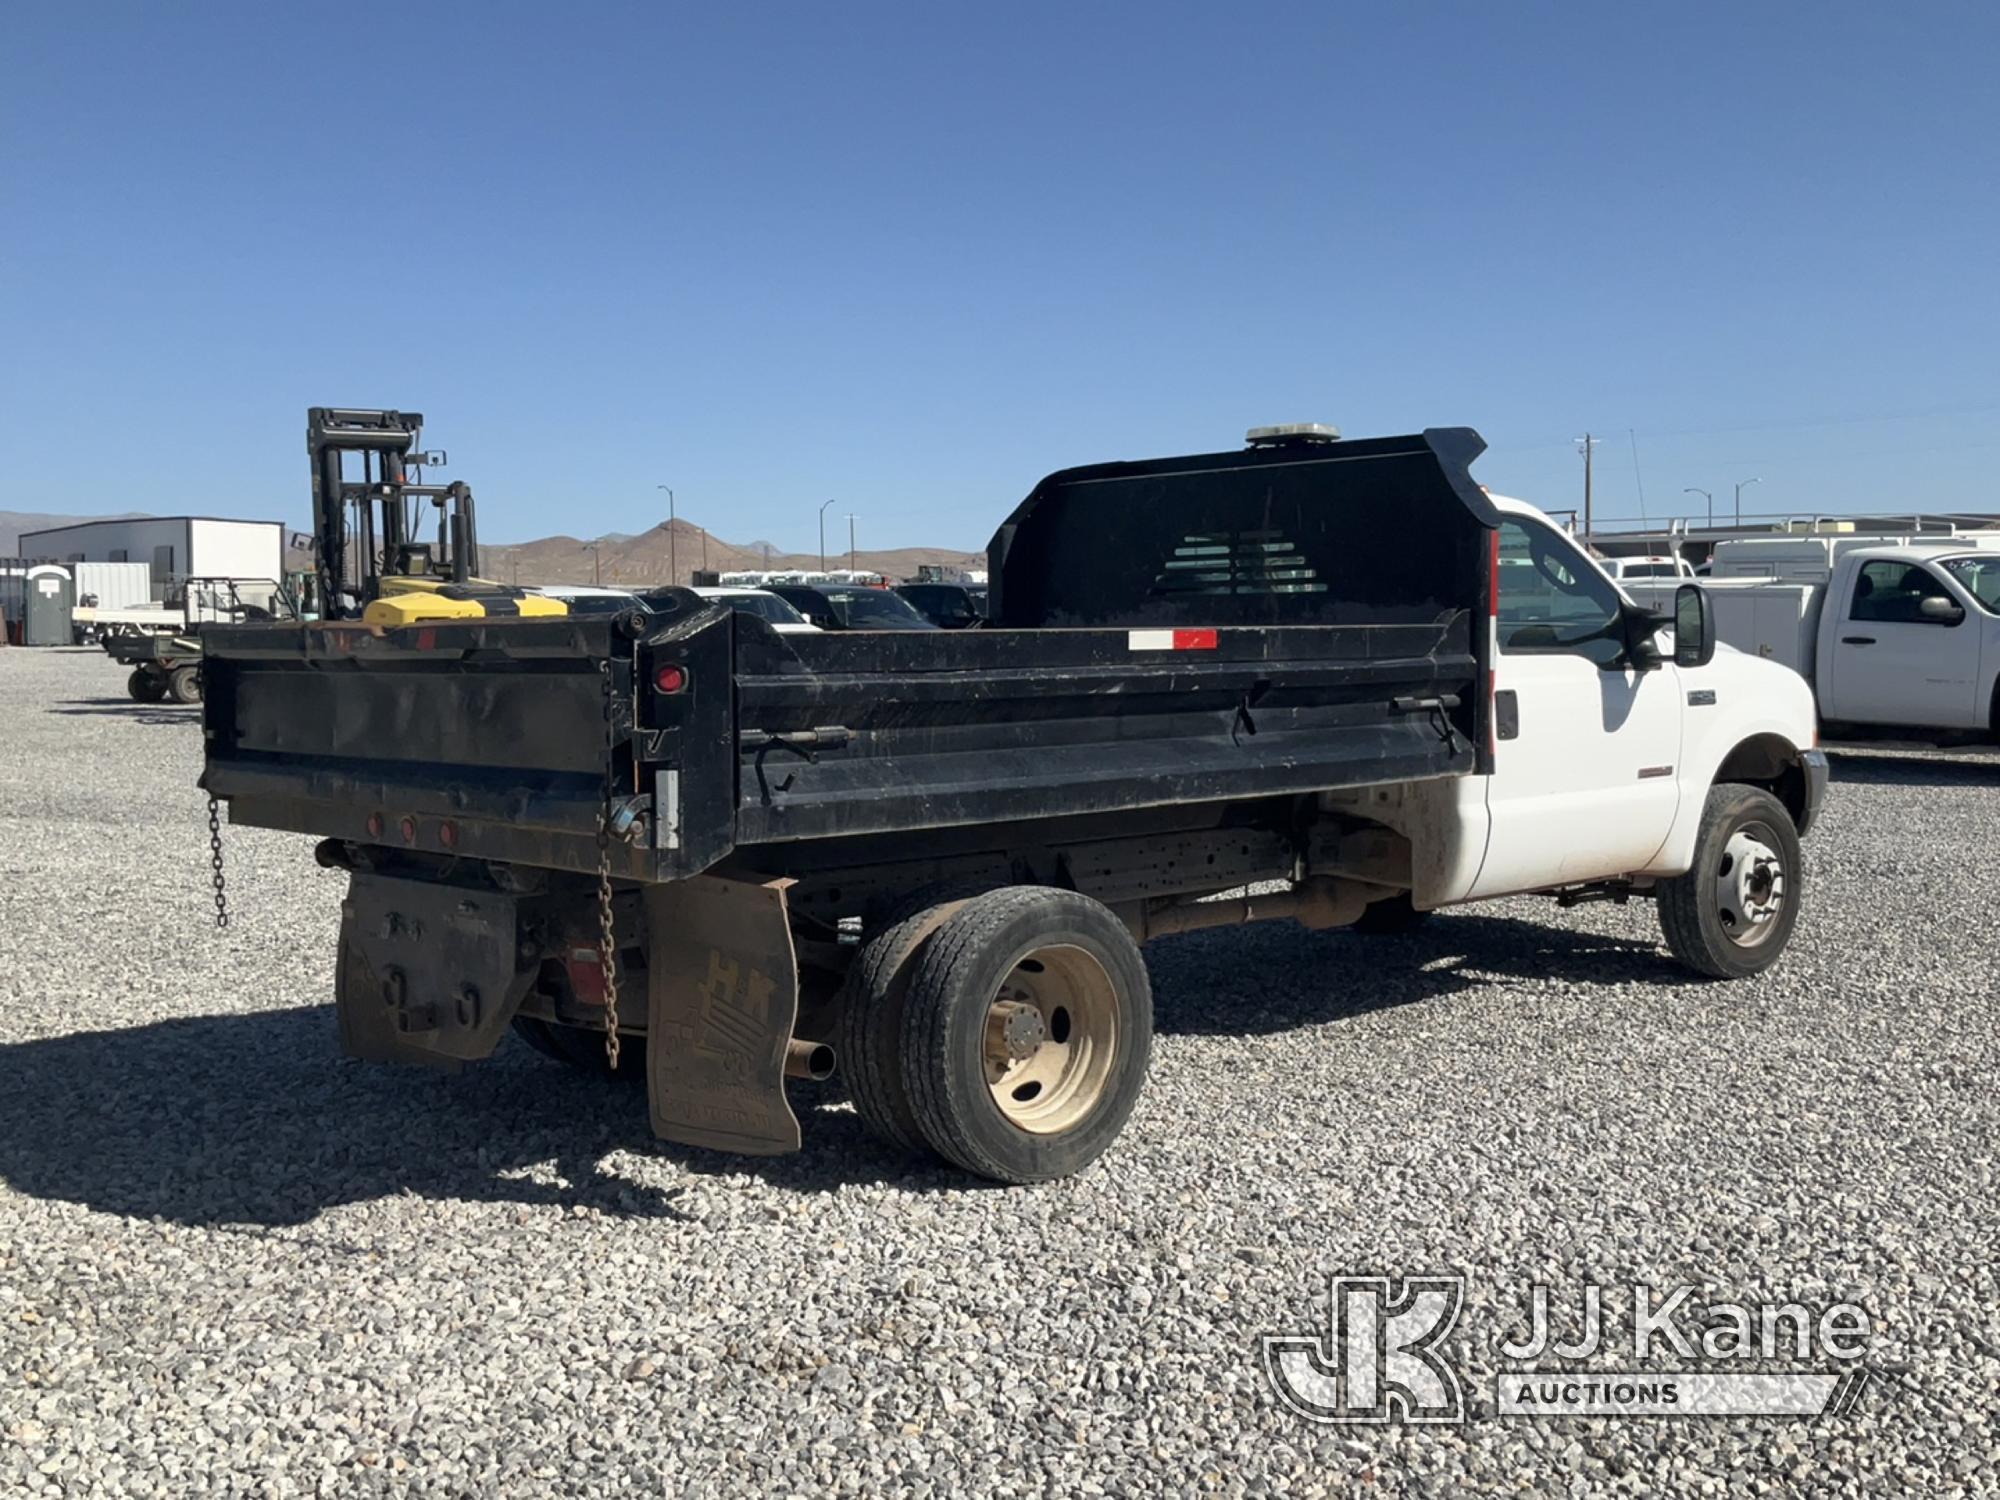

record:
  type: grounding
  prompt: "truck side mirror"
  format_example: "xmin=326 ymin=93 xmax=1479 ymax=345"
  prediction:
xmin=1918 ymin=595 xmax=1965 ymax=625
xmin=1674 ymin=583 xmax=1715 ymax=668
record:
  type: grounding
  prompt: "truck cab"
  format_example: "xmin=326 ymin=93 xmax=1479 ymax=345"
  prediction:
xmin=1373 ymin=497 xmax=1824 ymax=913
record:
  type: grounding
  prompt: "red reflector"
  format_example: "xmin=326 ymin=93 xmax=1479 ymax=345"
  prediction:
xmin=399 ymin=816 xmax=418 ymax=845
xmin=654 ymin=664 xmax=688 ymax=694
xmin=566 ymin=948 xmax=607 ymax=1005
xmin=438 ymin=820 xmax=458 ymax=850
xmin=366 ymin=811 xmax=384 ymax=838
xmin=1172 ymin=628 xmax=1217 ymax=650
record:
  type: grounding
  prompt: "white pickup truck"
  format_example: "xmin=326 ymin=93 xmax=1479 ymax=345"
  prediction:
xmin=1628 ymin=533 xmax=2000 ymax=742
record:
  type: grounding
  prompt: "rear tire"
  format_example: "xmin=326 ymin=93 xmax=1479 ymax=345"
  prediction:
xmin=1657 ymin=783 xmax=1802 ymax=979
xmin=898 ymin=887 xmax=1152 ymax=1183
xmin=127 ymin=668 xmax=165 ymax=703
xmin=836 ymin=882 xmax=995 ymax=1154
xmin=1350 ymin=893 xmax=1432 ymax=936
xmin=167 ymin=664 xmax=202 ymax=704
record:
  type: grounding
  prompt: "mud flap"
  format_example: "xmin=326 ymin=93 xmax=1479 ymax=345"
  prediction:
xmin=643 ymin=875 xmax=802 ymax=1155
xmin=336 ymin=873 xmax=533 ymax=1065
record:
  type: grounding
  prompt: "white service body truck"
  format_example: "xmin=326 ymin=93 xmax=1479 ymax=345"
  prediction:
xmin=1630 ymin=533 xmax=2000 ymax=741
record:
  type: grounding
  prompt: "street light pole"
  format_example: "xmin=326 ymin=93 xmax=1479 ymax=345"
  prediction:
xmin=656 ymin=485 xmax=676 ymax=583
xmin=1683 ymin=487 xmax=1713 ymax=528
xmin=818 ymin=498 xmax=837 ymax=574
xmin=1574 ymin=434 xmax=1601 ymax=538
xmin=1733 ymin=477 xmax=1761 ymax=526
xmin=847 ymin=513 xmax=856 ymax=573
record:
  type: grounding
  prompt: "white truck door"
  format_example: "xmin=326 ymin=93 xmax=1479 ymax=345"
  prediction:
xmin=1825 ymin=559 xmax=1982 ymax=729
xmin=1470 ymin=516 xmax=1684 ymax=899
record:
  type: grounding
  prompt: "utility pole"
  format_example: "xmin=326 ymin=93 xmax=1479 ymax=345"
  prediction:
xmin=656 ymin=486 xmax=676 ymax=583
xmin=818 ymin=498 xmax=837 ymax=574
xmin=1683 ymin=487 xmax=1713 ymax=528
xmin=847 ymin=513 xmax=856 ymax=573
xmin=699 ymin=527 xmax=709 ymax=571
xmin=1574 ymin=434 xmax=1601 ymax=539
xmin=1733 ymin=477 xmax=1761 ymax=526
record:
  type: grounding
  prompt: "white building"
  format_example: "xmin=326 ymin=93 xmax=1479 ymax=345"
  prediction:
xmin=18 ymin=516 xmax=285 ymax=601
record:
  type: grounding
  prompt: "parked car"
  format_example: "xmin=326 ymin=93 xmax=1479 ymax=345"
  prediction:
xmin=895 ymin=581 xmax=987 ymax=629
xmin=530 ymin=585 xmax=647 ymax=615
xmin=690 ymin=586 xmax=822 ymax=634
xmin=766 ymin=583 xmax=938 ymax=630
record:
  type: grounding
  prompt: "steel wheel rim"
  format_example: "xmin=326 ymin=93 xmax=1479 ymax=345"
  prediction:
xmin=982 ymin=944 xmax=1119 ymax=1134
xmin=1714 ymin=820 xmax=1786 ymax=949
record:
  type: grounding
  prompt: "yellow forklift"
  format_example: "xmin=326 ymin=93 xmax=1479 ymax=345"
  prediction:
xmin=308 ymin=407 xmax=566 ymax=623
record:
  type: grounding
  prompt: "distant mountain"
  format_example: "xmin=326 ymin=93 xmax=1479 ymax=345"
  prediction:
xmin=481 ymin=516 xmax=983 ymax=587
xmin=3 ymin=507 xmax=983 ymax=588
xmin=2 ymin=510 xmax=152 ymax=556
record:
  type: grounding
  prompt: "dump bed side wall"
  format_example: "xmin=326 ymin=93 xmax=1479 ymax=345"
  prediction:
xmin=724 ymin=619 xmax=1478 ymax=844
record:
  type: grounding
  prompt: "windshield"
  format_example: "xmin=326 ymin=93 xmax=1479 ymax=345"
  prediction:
xmin=824 ymin=587 xmax=935 ymax=628
xmin=1941 ymin=555 xmax=2000 ymax=614
xmin=725 ymin=592 xmax=808 ymax=626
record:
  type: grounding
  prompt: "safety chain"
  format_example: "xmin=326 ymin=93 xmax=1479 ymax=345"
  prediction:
xmin=206 ymin=795 xmax=230 ymax=930
xmin=596 ymin=659 xmax=622 ymax=1069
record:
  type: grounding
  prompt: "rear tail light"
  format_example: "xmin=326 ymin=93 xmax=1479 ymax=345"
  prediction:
xmin=654 ymin=663 xmax=688 ymax=694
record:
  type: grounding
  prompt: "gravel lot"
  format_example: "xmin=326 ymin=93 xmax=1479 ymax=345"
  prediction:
xmin=2 ymin=646 xmax=1995 ymax=1498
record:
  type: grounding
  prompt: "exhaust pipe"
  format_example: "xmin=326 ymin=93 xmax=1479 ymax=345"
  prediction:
xmin=785 ymin=1039 xmax=836 ymax=1081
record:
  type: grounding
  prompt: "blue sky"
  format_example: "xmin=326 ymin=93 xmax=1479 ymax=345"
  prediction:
xmin=4 ymin=2 xmax=1995 ymax=549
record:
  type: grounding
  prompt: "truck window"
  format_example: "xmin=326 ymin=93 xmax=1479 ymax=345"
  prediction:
xmin=1496 ymin=518 xmax=1623 ymax=665
xmin=1940 ymin=556 xmax=2000 ymax=615
xmin=1850 ymin=560 xmax=1957 ymax=624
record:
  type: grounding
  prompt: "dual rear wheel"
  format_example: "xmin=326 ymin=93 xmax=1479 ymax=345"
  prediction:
xmin=839 ymin=886 xmax=1153 ymax=1183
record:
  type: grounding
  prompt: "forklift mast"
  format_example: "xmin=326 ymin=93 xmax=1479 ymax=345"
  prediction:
xmin=308 ymin=408 xmax=479 ymax=621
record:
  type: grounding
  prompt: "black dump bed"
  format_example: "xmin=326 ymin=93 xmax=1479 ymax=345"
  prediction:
xmin=201 ymin=429 xmax=1499 ymax=880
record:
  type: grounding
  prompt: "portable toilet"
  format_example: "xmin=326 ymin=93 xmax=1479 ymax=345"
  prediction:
xmin=23 ymin=564 xmax=74 ymax=646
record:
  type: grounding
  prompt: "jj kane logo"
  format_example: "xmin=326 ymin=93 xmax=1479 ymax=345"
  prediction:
xmin=1264 ymin=1276 xmax=1876 ymax=1423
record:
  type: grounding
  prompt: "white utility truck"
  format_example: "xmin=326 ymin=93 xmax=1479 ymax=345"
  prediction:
xmin=202 ymin=418 xmax=1828 ymax=1183
xmin=1629 ymin=532 xmax=2000 ymax=742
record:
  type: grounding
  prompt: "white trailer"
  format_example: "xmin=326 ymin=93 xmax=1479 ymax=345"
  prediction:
xmin=18 ymin=516 xmax=285 ymax=600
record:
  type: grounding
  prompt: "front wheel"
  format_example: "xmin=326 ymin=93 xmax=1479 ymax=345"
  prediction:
xmin=1656 ymin=784 xmax=1802 ymax=979
xmin=167 ymin=664 xmax=202 ymax=704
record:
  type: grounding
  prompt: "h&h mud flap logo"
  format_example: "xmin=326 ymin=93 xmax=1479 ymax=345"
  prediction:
xmin=1263 ymin=1276 xmax=1467 ymax=1425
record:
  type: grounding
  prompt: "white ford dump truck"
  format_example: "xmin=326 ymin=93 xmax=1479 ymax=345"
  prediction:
xmin=201 ymin=418 xmax=1826 ymax=1183
xmin=1628 ymin=532 xmax=2000 ymax=743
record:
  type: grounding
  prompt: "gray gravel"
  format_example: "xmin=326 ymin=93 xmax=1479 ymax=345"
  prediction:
xmin=2 ymin=646 xmax=1996 ymax=1498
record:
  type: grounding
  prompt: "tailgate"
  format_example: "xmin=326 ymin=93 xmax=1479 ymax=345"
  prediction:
xmin=200 ymin=607 xmax=734 ymax=879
